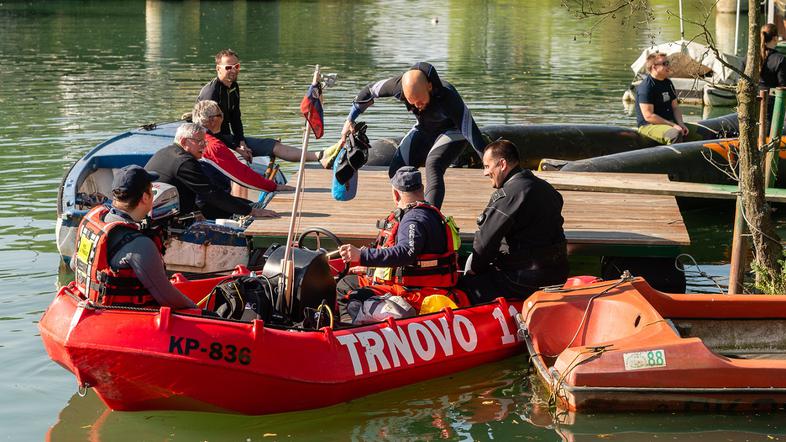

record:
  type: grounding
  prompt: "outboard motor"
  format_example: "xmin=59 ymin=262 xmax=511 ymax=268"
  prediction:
xmin=139 ymin=182 xmax=181 ymax=246
xmin=261 ymin=245 xmax=336 ymax=323
xmin=149 ymin=182 xmax=180 ymax=220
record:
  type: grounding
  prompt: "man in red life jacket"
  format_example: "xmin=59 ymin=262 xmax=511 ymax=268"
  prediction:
xmin=337 ymin=167 xmax=467 ymax=323
xmin=71 ymin=165 xmax=197 ymax=309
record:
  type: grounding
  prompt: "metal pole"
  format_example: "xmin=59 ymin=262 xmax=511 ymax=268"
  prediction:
xmin=672 ymin=0 xmax=680 ymax=40
xmin=766 ymin=87 xmax=786 ymax=188
xmin=280 ymin=65 xmax=321 ymax=313
xmin=734 ymin=0 xmax=741 ymax=55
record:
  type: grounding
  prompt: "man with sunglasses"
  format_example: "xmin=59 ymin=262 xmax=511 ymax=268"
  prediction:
xmin=198 ymin=49 xmax=336 ymax=166
xmin=635 ymin=52 xmax=700 ymax=145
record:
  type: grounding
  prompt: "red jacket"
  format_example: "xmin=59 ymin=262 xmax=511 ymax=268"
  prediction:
xmin=202 ymin=133 xmax=277 ymax=192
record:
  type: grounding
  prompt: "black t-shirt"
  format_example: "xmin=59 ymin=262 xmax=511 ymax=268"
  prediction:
xmin=197 ymin=78 xmax=243 ymax=147
xmin=635 ymin=75 xmax=677 ymax=127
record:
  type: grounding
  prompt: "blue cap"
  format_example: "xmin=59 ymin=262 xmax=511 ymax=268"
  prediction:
xmin=390 ymin=166 xmax=422 ymax=192
xmin=112 ymin=165 xmax=159 ymax=196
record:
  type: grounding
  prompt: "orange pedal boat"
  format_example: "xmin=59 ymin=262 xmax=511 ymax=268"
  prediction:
xmin=520 ymin=276 xmax=786 ymax=413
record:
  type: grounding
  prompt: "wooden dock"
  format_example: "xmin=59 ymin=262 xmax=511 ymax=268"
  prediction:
xmin=245 ymin=168 xmax=690 ymax=257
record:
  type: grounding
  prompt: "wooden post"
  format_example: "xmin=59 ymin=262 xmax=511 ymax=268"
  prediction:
xmin=759 ymin=89 xmax=769 ymax=148
xmin=766 ymin=87 xmax=786 ymax=188
xmin=727 ymin=196 xmax=746 ymax=294
xmin=728 ymin=90 xmax=768 ymax=294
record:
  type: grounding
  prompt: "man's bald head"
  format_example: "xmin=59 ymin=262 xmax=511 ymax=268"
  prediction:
xmin=402 ymin=69 xmax=432 ymax=111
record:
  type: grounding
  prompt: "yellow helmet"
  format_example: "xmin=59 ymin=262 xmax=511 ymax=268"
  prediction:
xmin=419 ymin=294 xmax=458 ymax=314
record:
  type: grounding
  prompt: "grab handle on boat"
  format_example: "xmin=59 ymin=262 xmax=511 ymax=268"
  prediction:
xmin=77 ymin=381 xmax=90 ymax=397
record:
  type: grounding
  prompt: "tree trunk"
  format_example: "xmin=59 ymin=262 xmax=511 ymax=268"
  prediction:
xmin=738 ymin=0 xmax=783 ymax=290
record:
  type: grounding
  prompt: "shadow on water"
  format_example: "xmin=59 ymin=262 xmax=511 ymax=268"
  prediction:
xmin=46 ymin=356 xmax=786 ymax=441
xmin=46 ymin=359 xmax=559 ymax=441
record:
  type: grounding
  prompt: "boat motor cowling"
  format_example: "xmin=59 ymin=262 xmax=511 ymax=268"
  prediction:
xmin=150 ymin=182 xmax=180 ymax=221
xmin=261 ymin=245 xmax=337 ymax=323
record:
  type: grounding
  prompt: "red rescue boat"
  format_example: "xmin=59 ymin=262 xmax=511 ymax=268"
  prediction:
xmin=521 ymin=276 xmax=786 ymax=413
xmin=39 ymin=271 xmax=524 ymax=415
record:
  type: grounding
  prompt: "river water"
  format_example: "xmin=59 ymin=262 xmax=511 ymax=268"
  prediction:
xmin=2 ymin=0 xmax=785 ymax=440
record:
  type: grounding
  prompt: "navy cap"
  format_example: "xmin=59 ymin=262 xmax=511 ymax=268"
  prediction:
xmin=390 ymin=166 xmax=422 ymax=192
xmin=112 ymin=165 xmax=159 ymax=196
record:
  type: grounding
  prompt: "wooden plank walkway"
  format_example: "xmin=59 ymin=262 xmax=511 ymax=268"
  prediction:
xmin=245 ymin=168 xmax=690 ymax=254
xmin=537 ymin=171 xmax=786 ymax=203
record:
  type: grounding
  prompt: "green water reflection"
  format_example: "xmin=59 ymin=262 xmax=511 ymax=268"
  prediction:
xmin=1 ymin=0 xmax=784 ymax=440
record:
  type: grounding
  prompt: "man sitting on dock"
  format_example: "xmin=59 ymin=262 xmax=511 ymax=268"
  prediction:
xmin=337 ymin=167 xmax=467 ymax=323
xmin=198 ymin=48 xmax=338 ymax=166
xmin=71 ymin=165 xmax=198 ymax=309
xmin=458 ymin=139 xmax=568 ymax=303
xmin=144 ymin=123 xmax=279 ymax=220
xmin=636 ymin=52 xmax=701 ymax=145
xmin=338 ymin=61 xmax=486 ymax=209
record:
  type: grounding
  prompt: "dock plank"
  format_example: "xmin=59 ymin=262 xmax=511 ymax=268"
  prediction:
xmin=245 ymin=168 xmax=690 ymax=249
xmin=536 ymin=171 xmax=786 ymax=203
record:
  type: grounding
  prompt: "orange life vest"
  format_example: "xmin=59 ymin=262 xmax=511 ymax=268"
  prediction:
xmin=73 ymin=205 xmax=156 ymax=306
xmin=371 ymin=202 xmax=458 ymax=288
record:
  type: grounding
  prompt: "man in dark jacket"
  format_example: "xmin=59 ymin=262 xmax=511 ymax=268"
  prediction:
xmin=458 ymin=139 xmax=568 ymax=303
xmin=144 ymin=123 xmax=279 ymax=220
xmin=198 ymin=49 xmax=338 ymax=166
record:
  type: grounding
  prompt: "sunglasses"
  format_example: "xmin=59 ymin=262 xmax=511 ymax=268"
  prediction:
xmin=218 ymin=63 xmax=240 ymax=71
xmin=655 ymin=61 xmax=671 ymax=67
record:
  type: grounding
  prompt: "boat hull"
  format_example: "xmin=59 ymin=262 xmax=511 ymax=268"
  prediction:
xmin=521 ymin=277 xmax=786 ymax=413
xmin=40 ymin=283 xmax=524 ymax=415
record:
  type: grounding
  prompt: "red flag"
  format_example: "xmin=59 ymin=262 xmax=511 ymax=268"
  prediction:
xmin=300 ymin=83 xmax=324 ymax=139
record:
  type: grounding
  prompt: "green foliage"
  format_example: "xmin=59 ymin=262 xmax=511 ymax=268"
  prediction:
xmin=750 ymin=252 xmax=786 ymax=294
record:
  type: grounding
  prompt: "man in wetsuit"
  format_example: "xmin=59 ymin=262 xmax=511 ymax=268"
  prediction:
xmin=72 ymin=165 xmax=197 ymax=309
xmin=636 ymin=52 xmax=701 ymax=145
xmin=198 ymin=48 xmax=338 ymax=166
xmin=339 ymin=62 xmax=486 ymax=209
xmin=144 ymin=123 xmax=279 ymax=220
xmin=458 ymin=139 xmax=568 ymax=303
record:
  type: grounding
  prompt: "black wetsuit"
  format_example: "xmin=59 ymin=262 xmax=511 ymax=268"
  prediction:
xmin=145 ymin=143 xmax=252 ymax=219
xmin=458 ymin=167 xmax=568 ymax=303
xmin=197 ymin=78 xmax=277 ymax=156
xmin=348 ymin=62 xmax=486 ymax=209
